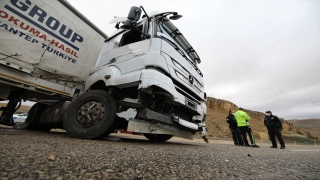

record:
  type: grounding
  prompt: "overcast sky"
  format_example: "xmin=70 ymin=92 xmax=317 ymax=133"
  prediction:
xmin=65 ymin=0 xmax=320 ymax=119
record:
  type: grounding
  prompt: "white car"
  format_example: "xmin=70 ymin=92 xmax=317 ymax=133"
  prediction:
xmin=13 ymin=113 xmax=28 ymax=124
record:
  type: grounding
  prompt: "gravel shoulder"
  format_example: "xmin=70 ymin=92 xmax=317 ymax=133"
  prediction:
xmin=0 ymin=126 xmax=319 ymax=180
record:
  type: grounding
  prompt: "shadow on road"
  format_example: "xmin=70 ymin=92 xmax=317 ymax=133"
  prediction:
xmin=1 ymin=126 xmax=202 ymax=146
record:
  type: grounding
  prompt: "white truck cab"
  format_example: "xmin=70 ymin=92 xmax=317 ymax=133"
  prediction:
xmin=0 ymin=2 xmax=207 ymax=142
xmin=65 ymin=8 xmax=208 ymax=142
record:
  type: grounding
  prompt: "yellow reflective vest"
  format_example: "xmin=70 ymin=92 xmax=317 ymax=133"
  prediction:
xmin=234 ymin=110 xmax=250 ymax=127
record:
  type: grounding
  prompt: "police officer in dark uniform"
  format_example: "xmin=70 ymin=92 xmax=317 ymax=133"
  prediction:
xmin=264 ymin=110 xmax=285 ymax=149
xmin=226 ymin=109 xmax=243 ymax=146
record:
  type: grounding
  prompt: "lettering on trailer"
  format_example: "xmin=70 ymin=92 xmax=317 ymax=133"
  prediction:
xmin=0 ymin=0 xmax=85 ymax=64
xmin=0 ymin=20 xmax=77 ymax=63
xmin=5 ymin=0 xmax=83 ymax=51
xmin=0 ymin=8 xmax=79 ymax=58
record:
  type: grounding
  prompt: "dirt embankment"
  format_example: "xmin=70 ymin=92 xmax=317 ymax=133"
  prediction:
xmin=287 ymin=119 xmax=320 ymax=143
xmin=205 ymin=97 xmax=320 ymax=143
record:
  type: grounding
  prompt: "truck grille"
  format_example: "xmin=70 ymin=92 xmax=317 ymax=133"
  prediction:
xmin=173 ymin=79 xmax=201 ymax=104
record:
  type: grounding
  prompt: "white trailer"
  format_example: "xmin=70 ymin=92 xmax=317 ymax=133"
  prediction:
xmin=0 ymin=1 xmax=208 ymax=142
xmin=0 ymin=0 xmax=107 ymax=128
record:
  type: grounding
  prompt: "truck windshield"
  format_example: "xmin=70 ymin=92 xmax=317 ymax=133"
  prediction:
xmin=157 ymin=17 xmax=201 ymax=64
xmin=156 ymin=18 xmax=203 ymax=76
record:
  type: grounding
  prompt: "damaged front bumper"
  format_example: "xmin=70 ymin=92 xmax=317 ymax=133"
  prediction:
xmin=122 ymin=108 xmax=209 ymax=143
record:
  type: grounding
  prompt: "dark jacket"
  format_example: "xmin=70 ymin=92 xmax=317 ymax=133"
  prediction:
xmin=264 ymin=115 xmax=282 ymax=129
xmin=226 ymin=114 xmax=238 ymax=128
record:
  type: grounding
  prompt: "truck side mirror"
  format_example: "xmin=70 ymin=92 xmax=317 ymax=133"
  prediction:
xmin=128 ymin=6 xmax=141 ymax=22
xmin=121 ymin=6 xmax=151 ymax=39
xmin=169 ymin=14 xmax=183 ymax=20
xmin=121 ymin=6 xmax=141 ymax=30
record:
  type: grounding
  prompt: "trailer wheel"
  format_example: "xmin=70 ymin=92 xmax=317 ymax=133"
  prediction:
xmin=20 ymin=103 xmax=51 ymax=131
xmin=63 ymin=90 xmax=117 ymax=139
xmin=143 ymin=133 xmax=173 ymax=142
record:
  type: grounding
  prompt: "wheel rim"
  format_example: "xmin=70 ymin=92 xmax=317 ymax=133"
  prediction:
xmin=76 ymin=100 xmax=105 ymax=127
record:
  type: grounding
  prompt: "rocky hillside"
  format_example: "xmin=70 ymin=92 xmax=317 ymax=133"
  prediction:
xmin=205 ymin=97 xmax=320 ymax=143
xmin=288 ymin=119 xmax=320 ymax=143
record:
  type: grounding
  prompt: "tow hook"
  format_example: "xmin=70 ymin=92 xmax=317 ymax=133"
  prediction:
xmin=198 ymin=122 xmax=209 ymax=143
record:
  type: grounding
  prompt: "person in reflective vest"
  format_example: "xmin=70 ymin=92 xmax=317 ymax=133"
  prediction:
xmin=226 ymin=109 xmax=243 ymax=146
xmin=234 ymin=107 xmax=259 ymax=148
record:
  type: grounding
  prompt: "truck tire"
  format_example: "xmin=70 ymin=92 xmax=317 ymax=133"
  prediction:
xmin=63 ymin=90 xmax=117 ymax=139
xmin=20 ymin=103 xmax=51 ymax=131
xmin=143 ymin=133 xmax=173 ymax=142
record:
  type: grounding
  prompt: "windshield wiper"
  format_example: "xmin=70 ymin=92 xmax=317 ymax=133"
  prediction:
xmin=160 ymin=36 xmax=203 ymax=77
xmin=160 ymin=35 xmax=186 ymax=57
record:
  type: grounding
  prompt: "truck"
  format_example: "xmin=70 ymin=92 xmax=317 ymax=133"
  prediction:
xmin=0 ymin=0 xmax=208 ymax=143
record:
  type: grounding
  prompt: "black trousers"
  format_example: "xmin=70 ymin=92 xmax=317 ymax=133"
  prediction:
xmin=230 ymin=127 xmax=243 ymax=145
xmin=238 ymin=126 xmax=256 ymax=145
xmin=268 ymin=128 xmax=285 ymax=147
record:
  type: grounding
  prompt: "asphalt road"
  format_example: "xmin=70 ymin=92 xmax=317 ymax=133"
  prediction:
xmin=0 ymin=126 xmax=319 ymax=180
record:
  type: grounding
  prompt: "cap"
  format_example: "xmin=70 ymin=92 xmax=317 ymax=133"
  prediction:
xmin=265 ymin=110 xmax=272 ymax=113
xmin=239 ymin=107 xmax=244 ymax=111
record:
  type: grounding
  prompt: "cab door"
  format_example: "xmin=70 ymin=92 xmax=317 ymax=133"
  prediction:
xmin=104 ymin=20 xmax=152 ymax=75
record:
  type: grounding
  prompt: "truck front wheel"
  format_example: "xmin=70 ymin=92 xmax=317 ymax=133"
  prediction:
xmin=63 ymin=90 xmax=117 ymax=139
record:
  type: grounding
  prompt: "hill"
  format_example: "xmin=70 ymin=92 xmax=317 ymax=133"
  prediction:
xmin=288 ymin=119 xmax=320 ymax=139
xmin=205 ymin=97 xmax=320 ymax=144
